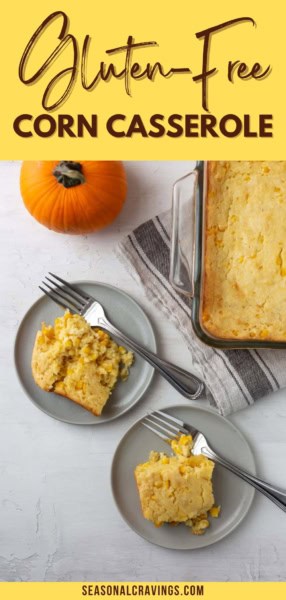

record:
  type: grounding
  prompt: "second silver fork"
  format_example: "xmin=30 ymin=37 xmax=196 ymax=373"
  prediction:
xmin=40 ymin=273 xmax=204 ymax=400
xmin=143 ymin=410 xmax=286 ymax=513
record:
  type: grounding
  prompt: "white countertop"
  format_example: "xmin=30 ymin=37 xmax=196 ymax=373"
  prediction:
xmin=1 ymin=160 xmax=286 ymax=582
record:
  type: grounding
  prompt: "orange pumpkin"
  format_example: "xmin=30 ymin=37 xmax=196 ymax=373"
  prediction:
xmin=20 ymin=160 xmax=127 ymax=234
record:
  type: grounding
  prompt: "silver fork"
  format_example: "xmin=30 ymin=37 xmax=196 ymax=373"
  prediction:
xmin=143 ymin=409 xmax=286 ymax=512
xmin=39 ymin=273 xmax=204 ymax=400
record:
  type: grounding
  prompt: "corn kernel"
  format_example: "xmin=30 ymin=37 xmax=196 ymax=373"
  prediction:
xmin=259 ymin=329 xmax=269 ymax=339
xmin=42 ymin=326 xmax=54 ymax=339
xmin=154 ymin=481 xmax=162 ymax=488
xmin=210 ymin=505 xmax=221 ymax=518
xmin=180 ymin=434 xmax=192 ymax=445
xmin=197 ymin=519 xmax=209 ymax=529
xmin=96 ymin=330 xmax=105 ymax=340
xmin=102 ymin=362 xmax=113 ymax=372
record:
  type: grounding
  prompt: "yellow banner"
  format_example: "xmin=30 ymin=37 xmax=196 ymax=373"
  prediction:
xmin=0 ymin=0 xmax=284 ymax=158
xmin=1 ymin=582 xmax=286 ymax=599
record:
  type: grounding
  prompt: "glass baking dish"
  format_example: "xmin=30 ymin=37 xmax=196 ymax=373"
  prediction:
xmin=170 ymin=160 xmax=286 ymax=349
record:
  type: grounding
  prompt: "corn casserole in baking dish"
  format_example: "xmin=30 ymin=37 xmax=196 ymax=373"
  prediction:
xmin=201 ymin=161 xmax=286 ymax=342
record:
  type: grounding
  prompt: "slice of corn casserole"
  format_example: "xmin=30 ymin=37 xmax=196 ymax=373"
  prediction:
xmin=135 ymin=435 xmax=218 ymax=535
xmin=31 ymin=311 xmax=134 ymax=416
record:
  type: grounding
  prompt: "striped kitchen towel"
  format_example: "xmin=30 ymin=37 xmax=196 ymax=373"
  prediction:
xmin=117 ymin=210 xmax=285 ymax=415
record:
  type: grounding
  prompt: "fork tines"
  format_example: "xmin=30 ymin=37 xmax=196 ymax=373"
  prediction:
xmin=142 ymin=409 xmax=190 ymax=442
xmin=40 ymin=273 xmax=90 ymax=314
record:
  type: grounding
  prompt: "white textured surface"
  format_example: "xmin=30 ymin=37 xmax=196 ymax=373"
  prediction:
xmin=1 ymin=160 xmax=286 ymax=582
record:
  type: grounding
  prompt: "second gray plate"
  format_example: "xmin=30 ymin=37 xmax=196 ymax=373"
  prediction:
xmin=15 ymin=281 xmax=156 ymax=425
xmin=111 ymin=404 xmax=256 ymax=549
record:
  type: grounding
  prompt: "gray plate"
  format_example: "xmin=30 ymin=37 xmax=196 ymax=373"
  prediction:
xmin=111 ymin=404 xmax=256 ymax=549
xmin=14 ymin=282 xmax=156 ymax=425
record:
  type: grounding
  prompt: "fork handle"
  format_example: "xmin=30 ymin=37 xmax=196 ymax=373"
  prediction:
xmin=98 ymin=316 xmax=204 ymax=400
xmin=202 ymin=446 xmax=286 ymax=512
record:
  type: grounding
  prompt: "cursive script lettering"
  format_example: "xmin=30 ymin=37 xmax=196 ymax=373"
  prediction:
xmin=19 ymin=11 xmax=191 ymax=110
xmin=17 ymin=11 xmax=272 ymax=119
xmin=193 ymin=17 xmax=256 ymax=111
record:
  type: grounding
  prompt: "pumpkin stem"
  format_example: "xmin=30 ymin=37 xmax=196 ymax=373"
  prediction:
xmin=53 ymin=161 xmax=85 ymax=188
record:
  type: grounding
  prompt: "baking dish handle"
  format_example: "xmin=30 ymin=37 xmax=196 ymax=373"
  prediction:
xmin=170 ymin=168 xmax=199 ymax=296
